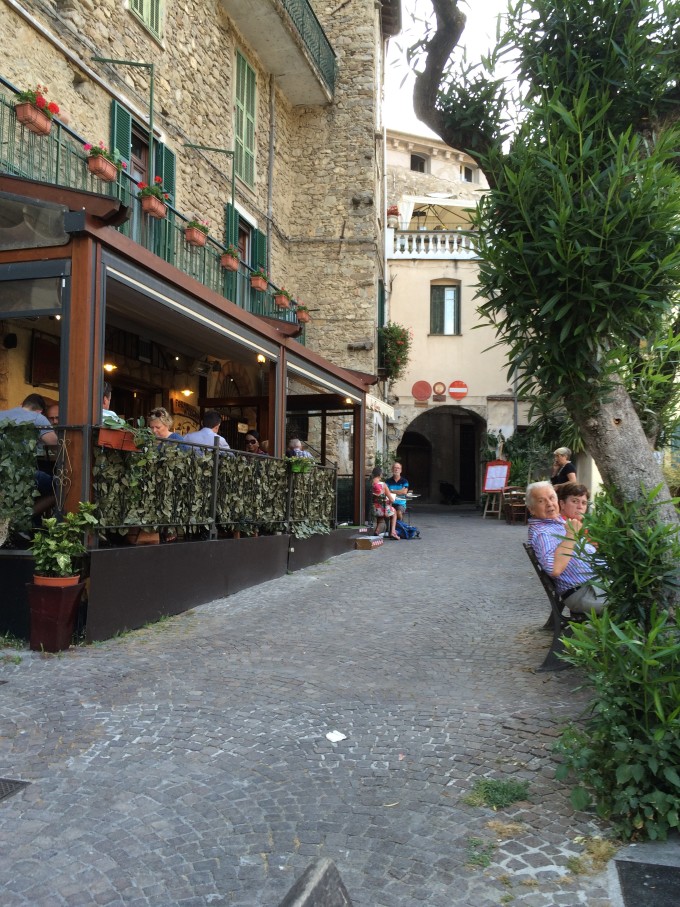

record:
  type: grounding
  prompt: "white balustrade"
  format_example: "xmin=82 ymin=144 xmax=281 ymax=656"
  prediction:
xmin=387 ymin=229 xmax=479 ymax=260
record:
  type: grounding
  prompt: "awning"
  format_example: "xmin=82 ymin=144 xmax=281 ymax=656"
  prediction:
xmin=366 ymin=393 xmax=394 ymax=419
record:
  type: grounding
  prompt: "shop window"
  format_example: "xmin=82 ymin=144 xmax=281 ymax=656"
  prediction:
xmin=129 ymin=0 xmax=163 ymax=40
xmin=430 ymin=284 xmax=460 ymax=335
xmin=235 ymin=52 xmax=256 ymax=186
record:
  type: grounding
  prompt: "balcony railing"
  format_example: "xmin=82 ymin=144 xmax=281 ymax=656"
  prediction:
xmin=0 ymin=87 xmax=304 ymax=336
xmin=281 ymin=0 xmax=336 ymax=95
xmin=388 ymin=229 xmax=479 ymax=261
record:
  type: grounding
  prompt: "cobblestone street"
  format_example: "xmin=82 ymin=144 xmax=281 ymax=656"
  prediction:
xmin=0 ymin=511 xmax=615 ymax=906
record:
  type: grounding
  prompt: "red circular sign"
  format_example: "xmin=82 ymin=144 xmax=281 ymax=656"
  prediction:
xmin=411 ymin=380 xmax=432 ymax=401
xmin=433 ymin=381 xmax=446 ymax=396
xmin=448 ymin=380 xmax=468 ymax=399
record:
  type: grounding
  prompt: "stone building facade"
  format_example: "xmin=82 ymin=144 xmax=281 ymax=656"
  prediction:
xmin=0 ymin=0 xmax=400 ymax=467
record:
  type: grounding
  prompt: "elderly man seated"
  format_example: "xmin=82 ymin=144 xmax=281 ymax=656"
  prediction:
xmin=526 ymin=480 xmax=605 ymax=615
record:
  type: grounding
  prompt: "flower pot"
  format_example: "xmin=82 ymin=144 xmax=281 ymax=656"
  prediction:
xmin=33 ymin=574 xmax=81 ymax=587
xmin=273 ymin=294 xmax=290 ymax=309
xmin=221 ymin=253 xmax=239 ymax=271
xmin=250 ymin=275 xmax=267 ymax=292
xmin=140 ymin=195 xmax=167 ymax=219
xmin=185 ymin=226 xmax=207 ymax=247
xmin=87 ymin=155 xmax=118 ymax=182
xmin=127 ymin=528 xmax=160 ymax=546
xmin=27 ymin=581 xmax=85 ymax=652
xmin=97 ymin=428 xmax=138 ymax=452
xmin=15 ymin=102 xmax=52 ymax=136
xmin=296 ymin=310 xmax=311 ymax=324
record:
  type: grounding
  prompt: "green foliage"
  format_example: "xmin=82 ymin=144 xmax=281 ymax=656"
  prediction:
xmin=378 ymin=321 xmax=412 ymax=383
xmin=0 ymin=421 xmax=40 ymax=531
xmin=581 ymin=485 xmax=680 ymax=626
xmin=31 ymin=502 xmax=98 ymax=578
xmin=465 ymin=837 xmax=496 ymax=868
xmin=463 ymin=778 xmax=530 ymax=811
xmin=556 ymin=607 xmax=680 ymax=840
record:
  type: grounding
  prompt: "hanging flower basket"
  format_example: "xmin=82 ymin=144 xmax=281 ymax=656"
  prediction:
xmin=87 ymin=155 xmax=118 ymax=182
xmin=296 ymin=308 xmax=312 ymax=324
xmin=185 ymin=226 xmax=207 ymax=247
xmin=250 ymin=274 xmax=268 ymax=292
xmin=274 ymin=293 xmax=291 ymax=309
xmin=220 ymin=252 xmax=239 ymax=271
xmin=15 ymin=102 xmax=52 ymax=136
xmin=140 ymin=195 xmax=167 ymax=219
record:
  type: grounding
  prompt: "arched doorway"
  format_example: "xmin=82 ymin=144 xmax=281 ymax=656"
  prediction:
xmin=396 ymin=406 xmax=486 ymax=504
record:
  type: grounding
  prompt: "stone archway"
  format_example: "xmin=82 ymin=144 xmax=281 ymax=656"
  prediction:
xmin=396 ymin=406 xmax=487 ymax=504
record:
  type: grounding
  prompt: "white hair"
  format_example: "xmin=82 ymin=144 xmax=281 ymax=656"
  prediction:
xmin=526 ymin=480 xmax=555 ymax=511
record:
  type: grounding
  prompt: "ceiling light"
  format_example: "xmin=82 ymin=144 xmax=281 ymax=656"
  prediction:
xmin=256 ymin=354 xmax=266 ymax=364
xmin=103 ymin=363 xmax=117 ymax=372
xmin=181 ymin=388 xmax=194 ymax=397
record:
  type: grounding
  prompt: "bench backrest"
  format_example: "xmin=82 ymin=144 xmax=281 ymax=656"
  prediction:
xmin=523 ymin=542 xmax=566 ymax=610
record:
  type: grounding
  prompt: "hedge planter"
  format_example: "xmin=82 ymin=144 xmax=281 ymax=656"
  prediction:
xmin=220 ymin=253 xmax=239 ymax=271
xmin=97 ymin=428 xmax=138 ymax=451
xmin=140 ymin=195 xmax=167 ymax=219
xmin=15 ymin=102 xmax=52 ymax=136
xmin=87 ymin=156 xmax=118 ymax=182
xmin=28 ymin=581 xmax=85 ymax=652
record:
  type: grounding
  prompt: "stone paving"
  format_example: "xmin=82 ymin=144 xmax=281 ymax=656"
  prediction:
xmin=0 ymin=511 xmax=617 ymax=906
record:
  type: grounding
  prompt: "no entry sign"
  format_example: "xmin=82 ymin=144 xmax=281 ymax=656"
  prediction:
xmin=448 ymin=380 xmax=468 ymax=399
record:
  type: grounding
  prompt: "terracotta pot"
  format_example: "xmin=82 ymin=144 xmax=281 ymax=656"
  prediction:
xmin=185 ymin=226 xmax=207 ymax=247
xmin=33 ymin=574 xmax=80 ymax=587
xmin=127 ymin=528 xmax=160 ymax=546
xmin=273 ymin=294 xmax=290 ymax=309
xmin=140 ymin=195 xmax=167 ymax=219
xmin=296 ymin=310 xmax=311 ymax=324
xmin=250 ymin=275 xmax=267 ymax=292
xmin=28 ymin=581 xmax=85 ymax=652
xmin=220 ymin=253 xmax=239 ymax=271
xmin=87 ymin=155 xmax=118 ymax=182
xmin=15 ymin=102 xmax=52 ymax=136
xmin=97 ymin=427 xmax=138 ymax=451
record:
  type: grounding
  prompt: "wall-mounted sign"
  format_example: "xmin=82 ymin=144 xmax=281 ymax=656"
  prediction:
xmin=448 ymin=380 xmax=468 ymax=399
xmin=433 ymin=381 xmax=446 ymax=395
xmin=411 ymin=380 xmax=432 ymax=401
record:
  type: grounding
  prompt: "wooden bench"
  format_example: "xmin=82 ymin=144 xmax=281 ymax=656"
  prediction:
xmin=523 ymin=542 xmax=574 ymax=672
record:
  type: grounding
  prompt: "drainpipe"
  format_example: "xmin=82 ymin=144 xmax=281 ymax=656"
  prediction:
xmin=267 ymin=78 xmax=275 ymax=276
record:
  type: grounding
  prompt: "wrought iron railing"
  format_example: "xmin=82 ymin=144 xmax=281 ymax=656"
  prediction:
xmin=0 ymin=83 xmax=305 ymax=336
xmin=282 ymin=0 xmax=336 ymax=95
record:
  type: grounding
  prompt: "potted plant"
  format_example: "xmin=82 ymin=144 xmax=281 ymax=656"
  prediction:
xmin=387 ymin=204 xmax=400 ymax=228
xmin=137 ymin=175 xmax=170 ymax=219
xmin=378 ymin=321 xmax=412 ymax=383
xmin=273 ymin=286 xmax=293 ymax=309
xmin=27 ymin=502 xmax=98 ymax=653
xmin=220 ymin=244 xmax=240 ymax=271
xmin=97 ymin=414 xmax=138 ymax=451
xmin=83 ymin=141 xmax=127 ymax=182
xmin=250 ymin=267 xmax=268 ymax=292
xmin=184 ymin=217 xmax=210 ymax=247
xmin=295 ymin=303 xmax=312 ymax=324
xmin=14 ymin=83 xmax=60 ymax=136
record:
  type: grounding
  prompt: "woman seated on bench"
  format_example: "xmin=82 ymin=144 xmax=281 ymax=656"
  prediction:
xmin=526 ymin=481 xmax=605 ymax=615
xmin=371 ymin=466 xmax=400 ymax=539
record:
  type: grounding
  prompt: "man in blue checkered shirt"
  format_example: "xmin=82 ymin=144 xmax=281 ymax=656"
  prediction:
xmin=526 ymin=481 xmax=606 ymax=615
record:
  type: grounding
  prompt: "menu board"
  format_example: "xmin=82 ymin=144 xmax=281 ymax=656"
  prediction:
xmin=483 ymin=460 xmax=511 ymax=493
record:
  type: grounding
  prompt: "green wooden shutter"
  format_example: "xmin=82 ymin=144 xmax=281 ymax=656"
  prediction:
xmin=110 ymin=101 xmax=132 ymax=230
xmin=154 ymin=142 xmax=176 ymax=263
xmin=155 ymin=143 xmax=176 ymax=205
xmin=130 ymin=0 xmax=143 ymax=13
xmin=223 ymin=204 xmax=240 ymax=302
xmin=430 ymin=285 xmax=445 ymax=334
xmin=252 ymin=229 xmax=267 ymax=271
xmin=149 ymin=0 xmax=161 ymax=35
xmin=235 ymin=53 xmax=256 ymax=186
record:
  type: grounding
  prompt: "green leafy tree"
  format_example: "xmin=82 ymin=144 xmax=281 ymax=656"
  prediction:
xmin=412 ymin=0 xmax=680 ymax=532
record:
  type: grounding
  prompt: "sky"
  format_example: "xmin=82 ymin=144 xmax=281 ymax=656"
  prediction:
xmin=385 ymin=0 xmax=511 ymax=137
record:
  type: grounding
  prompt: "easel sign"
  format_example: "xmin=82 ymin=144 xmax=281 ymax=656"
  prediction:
xmin=483 ymin=460 xmax=511 ymax=493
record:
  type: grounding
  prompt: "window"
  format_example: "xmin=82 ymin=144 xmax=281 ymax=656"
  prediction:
xmin=235 ymin=53 xmax=256 ymax=186
xmin=129 ymin=0 xmax=162 ymax=39
xmin=430 ymin=284 xmax=460 ymax=335
xmin=463 ymin=166 xmax=474 ymax=183
xmin=410 ymin=154 xmax=427 ymax=173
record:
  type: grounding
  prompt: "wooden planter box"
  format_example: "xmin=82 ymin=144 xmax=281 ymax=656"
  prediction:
xmin=97 ymin=427 xmax=138 ymax=451
xmin=87 ymin=155 xmax=118 ymax=182
xmin=273 ymin=294 xmax=290 ymax=309
xmin=140 ymin=195 xmax=167 ymax=219
xmin=220 ymin=253 xmax=239 ymax=271
xmin=15 ymin=102 xmax=52 ymax=136
xmin=250 ymin=275 xmax=268 ymax=292
xmin=185 ymin=226 xmax=207 ymax=247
